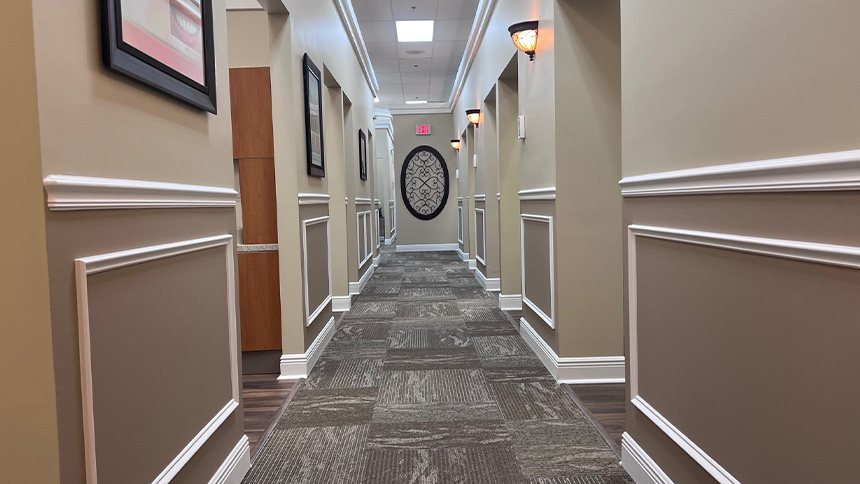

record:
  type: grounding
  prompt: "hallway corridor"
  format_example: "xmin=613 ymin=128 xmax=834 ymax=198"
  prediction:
xmin=243 ymin=250 xmax=630 ymax=483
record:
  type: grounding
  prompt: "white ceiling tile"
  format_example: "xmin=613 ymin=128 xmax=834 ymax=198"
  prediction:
xmin=433 ymin=19 xmax=472 ymax=41
xmin=402 ymin=83 xmax=429 ymax=95
xmin=400 ymin=71 xmax=430 ymax=84
xmin=430 ymin=57 xmax=458 ymax=73
xmin=390 ymin=0 xmax=438 ymax=21
xmin=436 ymin=0 xmax=479 ymax=20
xmin=367 ymin=42 xmax=399 ymax=59
xmin=373 ymin=58 xmax=402 ymax=73
xmin=431 ymin=41 xmax=456 ymax=58
xmin=399 ymin=59 xmax=432 ymax=72
xmin=430 ymin=71 xmax=450 ymax=84
xmin=378 ymin=91 xmax=404 ymax=103
xmin=379 ymin=82 xmax=405 ymax=96
xmin=358 ymin=21 xmax=397 ymax=43
xmin=397 ymin=42 xmax=433 ymax=59
xmin=353 ymin=0 xmax=393 ymax=21
xmin=376 ymin=71 xmax=403 ymax=83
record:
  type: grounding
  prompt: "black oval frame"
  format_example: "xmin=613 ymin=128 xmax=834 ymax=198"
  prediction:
xmin=400 ymin=145 xmax=450 ymax=221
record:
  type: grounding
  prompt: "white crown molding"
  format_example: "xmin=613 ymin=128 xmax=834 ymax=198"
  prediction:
xmin=298 ymin=193 xmax=331 ymax=205
xmin=279 ymin=316 xmax=336 ymax=379
xmin=349 ymin=259 xmax=376 ymax=295
xmin=619 ymin=148 xmax=860 ymax=197
xmin=473 ymin=267 xmax=500 ymax=292
xmin=396 ymin=243 xmax=459 ymax=252
xmin=331 ymin=0 xmax=379 ymax=97
xmin=301 ymin=216 xmax=332 ymax=327
xmin=498 ymin=294 xmax=522 ymax=311
xmin=518 ymin=187 xmax=556 ymax=201
xmin=625 ymin=225 xmax=860 ymax=484
xmin=519 ymin=317 xmax=625 ymax=383
xmin=521 ymin=214 xmax=555 ymax=329
xmin=374 ymin=109 xmax=394 ymax=141
xmin=621 ymin=433 xmax=675 ymax=484
xmin=44 ymin=175 xmax=237 ymax=211
xmin=331 ymin=295 xmax=351 ymax=312
xmin=75 ymin=235 xmax=241 ymax=484
xmin=388 ymin=103 xmax=453 ymax=116
xmin=208 ymin=436 xmax=251 ymax=484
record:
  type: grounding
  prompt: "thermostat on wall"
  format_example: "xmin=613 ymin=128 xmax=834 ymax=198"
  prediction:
xmin=517 ymin=115 xmax=526 ymax=139
xmin=416 ymin=124 xmax=431 ymax=135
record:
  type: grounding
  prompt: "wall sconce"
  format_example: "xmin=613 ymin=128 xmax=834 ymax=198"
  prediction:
xmin=450 ymin=139 xmax=461 ymax=150
xmin=466 ymin=109 xmax=481 ymax=126
xmin=509 ymin=21 xmax=539 ymax=61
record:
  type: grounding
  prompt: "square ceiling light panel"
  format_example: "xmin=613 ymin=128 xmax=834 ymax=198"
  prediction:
xmin=396 ymin=20 xmax=435 ymax=42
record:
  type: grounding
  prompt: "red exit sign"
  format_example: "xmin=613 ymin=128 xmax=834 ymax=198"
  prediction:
xmin=416 ymin=124 xmax=432 ymax=135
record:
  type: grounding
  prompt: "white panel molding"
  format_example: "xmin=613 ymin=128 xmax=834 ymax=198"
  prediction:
xmin=473 ymin=267 xmax=500 ymax=292
xmin=621 ymin=433 xmax=675 ymax=484
xmin=519 ymin=317 xmax=625 ymax=384
xmin=331 ymin=0 xmax=379 ymax=97
xmin=298 ymin=193 xmax=331 ymax=205
xmin=44 ymin=175 xmax=238 ymax=211
xmin=620 ymin=148 xmax=860 ymax=197
xmin=498 ymin=294 xmax=522 ymax=311
xmin=625 ymin=224 xmax=860 ymax=484
xmin=457 ymin=206 xmax=464 ymax=244
xmin=279 ymin=316 xmax=336 ymax=379
xmin=474 ymin=207 xmax=486 ymax=265
xmin=301 ymin=216 xmax=332 ymax=327
xmin=357 ymin=210 xmax=373 ymax=268
xmin=208 ymin=436 xmax=251 ymax=484
xmin=474 ymin=194 xmax=486 ymax=201
xmin=518 ymin=187 xmax=556 ymax=201
xmin=396 ymin=243 xmax=459 ymax=252
xmin=75 ymin=235 xmax=242 ymax=484
xmin=520 ymin=214 xmax=556 ymax=329
xmin=349 ymin=259 xmax=376 ymax=295
xmin=332 ymin=295 xmax=352 ymax=312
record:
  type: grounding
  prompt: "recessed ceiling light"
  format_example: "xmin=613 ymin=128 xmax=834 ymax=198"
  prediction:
xmin=405 ymin=49 xmax=426 ymax=55
xmin=396 ymin=20 xmax=434 ymax=42
xmin=405 ymin=100 xmax=428 ymax=104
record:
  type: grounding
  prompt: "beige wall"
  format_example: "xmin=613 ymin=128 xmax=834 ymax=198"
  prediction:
xmin=393 ymin=113 xmax=459 ymax=245
xmin=227 ymin=10 xmax=271 ymax=68
xmin=496 ymin=74 xmax=522 ymax=297
xmin=622 ymin=1 xmax=860 ymax=482
xmin=0 ymin=2 xmax=61 ymax=481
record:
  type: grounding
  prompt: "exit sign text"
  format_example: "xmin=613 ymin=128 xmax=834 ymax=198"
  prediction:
xmin=416 ymin=124 xmax=432 ymax=135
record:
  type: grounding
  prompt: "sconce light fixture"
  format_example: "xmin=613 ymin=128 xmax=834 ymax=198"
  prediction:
xmin=466 ymin=109 xmax=481 ymax=126
xmin=509 ymin=21 xmax=539 ymax=61
xmin=450 ymin=139 xmax=461 ymax=150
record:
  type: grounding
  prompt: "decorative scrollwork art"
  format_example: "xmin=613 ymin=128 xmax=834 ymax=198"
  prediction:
xmin=401 ymin=145 xmax=450 ymax=220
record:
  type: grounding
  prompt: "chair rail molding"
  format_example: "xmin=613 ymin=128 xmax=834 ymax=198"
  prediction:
xmin=626 ymin=224 xmax=860 ymax=484
xmin=279 ymin=316 xmax=336 ymax=379
xmin=518 ymin=187 xmax=556 ymax=201
xmin=298 ymin=193 xmax=331 ymax=205
xmin=75 ymin=235 xmax=241 ymax=484
xmin=44 ymin=175 xmax=238 ymax=211
xmin=301 ymin=216 xmax=332 ymax=327
xmin=520 ymin=214 xmax=556 ymax=329
xmin=619 ymin=148 xmax=860 ymax=196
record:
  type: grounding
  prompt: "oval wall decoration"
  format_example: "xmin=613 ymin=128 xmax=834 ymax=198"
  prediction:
xmin=401 ymin=145 xmax=450 ymax=220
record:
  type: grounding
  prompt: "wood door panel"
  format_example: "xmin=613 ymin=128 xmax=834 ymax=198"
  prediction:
xmin=238 ymin=252 xmax=282 ymax=351
xmin=238 ymin=157 xmax=278 ymax=244
xmin=229 ymin=67 xmax=275 ymax=159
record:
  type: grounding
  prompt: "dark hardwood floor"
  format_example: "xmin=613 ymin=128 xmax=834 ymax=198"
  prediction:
xmin=563 ymin=383 xmax=626 ymax=456
xmin=242 ymin=374 xmax=301 ymax=458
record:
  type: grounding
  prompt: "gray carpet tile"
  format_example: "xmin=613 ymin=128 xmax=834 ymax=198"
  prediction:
xmin=245 ymin=249 xmax=630 ymax=483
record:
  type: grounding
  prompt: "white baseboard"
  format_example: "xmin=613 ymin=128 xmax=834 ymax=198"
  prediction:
xmin=208 ymin=435 xmax=251 ymax=484
xmin=498 ymin=294 xmax=522 ymax=311
xmin=332 ymin=295 xmax=351 ymax=312
xmin=279 ymin=316 xmax=336 ymax=379
xmin=519 ymin=317 xmax=625 ymax=383
xmin=396 ymin=243 xmax=459 ymax=252
xmin=349 ymin=262 xmax=376 ymax=295
xmin=473 ymin=267 xmax=500 ymax=291
xmin=622 ymin=433 xmax=674 ymax=484
xmin=468 ymin=259 xmax=476 ymax=270
xmin=457 ymin=248 xmax=468 ymax=261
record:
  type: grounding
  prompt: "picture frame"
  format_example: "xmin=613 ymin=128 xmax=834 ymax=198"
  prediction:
xmin=358 ymin=129 xmax=368 ymax=181
xmin=100 ymin=0 xmax=217 ymax=113
xmin=303 ymin=53 xmax=326 ymax=178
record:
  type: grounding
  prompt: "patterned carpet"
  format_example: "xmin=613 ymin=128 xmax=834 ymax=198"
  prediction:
xmin=243 ymin=250 xmax=632 ymax=484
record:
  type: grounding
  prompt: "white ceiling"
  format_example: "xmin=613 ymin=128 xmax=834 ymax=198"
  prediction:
xmin=352 ymin=0 xmax=480 ymax=108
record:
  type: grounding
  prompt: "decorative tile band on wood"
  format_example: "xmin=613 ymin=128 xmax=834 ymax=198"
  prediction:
xmin=627 ymin=224 xmax=860 ymax=484
xmin=75 ymin=235 xmax=241 ymax=484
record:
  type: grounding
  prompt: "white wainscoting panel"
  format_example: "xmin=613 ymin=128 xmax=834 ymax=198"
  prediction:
xmin=301 ymin=216 xmax=332 ymax=327
xmin=357 ymin=210 xmax=373 ymax=268
xmin=474 ymin=207 xmax=486 ymax=265
xmin=520 ymin=214 xmax=555 ymax=329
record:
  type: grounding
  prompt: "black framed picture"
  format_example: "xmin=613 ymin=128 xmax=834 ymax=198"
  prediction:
xmin=358 ymin=129 xmax=368 ymax=181
xmin=303 ymin=54 xmax=325 ymax=178
xmin=100 ymin=0 xmax=217 ymax=113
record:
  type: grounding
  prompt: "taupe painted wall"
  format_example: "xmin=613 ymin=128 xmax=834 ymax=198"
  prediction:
xmin=393 ymin=113 xmax=459 ymax=245
xmin=622 ymin=1 xmax=860 ymax=482
xmin=496 ymin=74 xmax=522 ymax=297
xmin=0 ymin=2 xmax=60 ymax=480
xmin=227 ymin=10 xmax=270 ymax=68
xmin=477 ymin=93 xmax=500 ymax=278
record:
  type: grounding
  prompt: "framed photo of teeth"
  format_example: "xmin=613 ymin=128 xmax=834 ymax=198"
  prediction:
xmin=100 ymin=0 xmax=218 ymax=113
